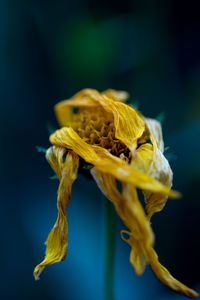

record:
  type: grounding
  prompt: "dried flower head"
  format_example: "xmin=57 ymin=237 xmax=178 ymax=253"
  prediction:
xmin=34 ymin=89 xmax=198 ymax=298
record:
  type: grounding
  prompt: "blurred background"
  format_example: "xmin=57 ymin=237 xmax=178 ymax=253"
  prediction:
xmin=1 ymin=0 xmax=200 ymax=299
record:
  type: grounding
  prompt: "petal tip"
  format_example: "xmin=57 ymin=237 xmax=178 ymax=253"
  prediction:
xmin=177 ymin=285 xmax=199 ymax=298
xmin=185 ymin=290 xmax=199 ymax=298
xmin=33 ymin=265 xmax=44 ymax=281
xmin=169 ymin=189 xmax=182 ymax=199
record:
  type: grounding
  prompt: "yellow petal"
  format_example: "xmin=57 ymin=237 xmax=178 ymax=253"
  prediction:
xmin=132 ymin=143 xmax=153 ymax=174
xmin=133 ymin=143 xmax=176 ymax=218
xmin=54 ymin=102 xmax=73 ymax=127
xmin=34 ymin=147 xmax=79 ymax=280
xmin=91 ymin=167 xmax=123 ymax=208
xmin=50 ymin=127 xmax=179 ymax=197
xmin=145 ymin=148 xmax=173 ymax=218
xmin=54 ymin=89 xmax=103 ymax=127
xmin=55 ymin=89 xmax=145 ymax=152
xmin=121 ymin=183 xmax=154 ymax=275
xmin=102 ymin=89 xmax=129 ymax=102
xmin=121 ymin=230 xmax=147 ymax=276
xmin=121 ymin=183 xmax=154 ymax=243
xmin=93 ymin=91 xmax=145 ymax=152
xmin=122 ymin=181 xmax=198 ymax=298
xmin=54 ymin=89 xmax=100 ymax=127
xmin=91 ymin=169 xmax=153 ymax=276
xmin=145 ymin=247 xmax=198 ymax=298
xmin=45 ymin=146 xmax=66 ymax=180
xmin=145 ymin=118 xmax=164 ymax=152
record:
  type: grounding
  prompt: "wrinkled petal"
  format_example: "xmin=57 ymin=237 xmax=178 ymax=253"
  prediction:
xmin=121 ymin=230 xmax=147 ymax=276
xmin=50 ymin=127 xmax=179 ymax=198
xmin=91 ymin=169 xmax=197 ymax=297
xmin=55 ymin=89 xmax=145 ymax=152
xmin=84 ymin=88 xmax=145 ymax=152
xmin=91 ymin=169 xmax=153 ymax=276
xmin=54 ymin=92 xmax=98 ymax=127
xmin=54 ymin=102 xmax=73 ymax=127
xmin=45 ymin=146 xmax=66 ymax=180
xmin=122 ymin=181 xmax=198 ymax=298
xmin=145 ymin=148 xmax=173 ymax=218
xmin=132 ymin=143 xmax=174 ymax=218
xmin=54 ymin=89 xmax=106 ymax=127
xmin=34 ymin=147 xmax=79 ymax=280
xmin=121 ymin=183 xmax=154 ymax=275
xmin=145 ymin=247 xmax=198 ymax=298
xmin=99 ymin=96 xmax=145 ymax=152
xmin=90 ymin=167 xmax=123 ymax=208
xmin=145 ymin=118 xmax=164 ymax=152
xmin=102 ymin=89 xmax=129 ymax=102
xmin=35 ymin=87 xmax=198 ymax=298
xmin=132 ymin=143 xmax=153 ymax=174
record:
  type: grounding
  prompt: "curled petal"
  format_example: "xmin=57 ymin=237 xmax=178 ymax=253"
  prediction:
xmin=91 ymin=170 xmax=198 ymax=297
xmin=121 ymin=230 xmax=147 ymax=276
xmin=121 ymin=183 xmax=154 ymax=244
xmin=132 ymin=143 xmax=153 ymax=174
xmin=133 ymin=143 xmax=176 ymax=218
xmin=54 ymin=104 xmax=73 ymax=127
xmin=145 ymin=247 xmax=198 ymax=298
xmin=91 ymin=167 xmax=123 ymax=208
xmin=91 ymin=169 xmax=153 ymax=276
xmin=45 ymin=146 xmax=66 ymax=180
xmin=91 ymin=168 xmax=147 ymax=275
xmin=94 ymin=92 xmax=145 ymax=152
xmin=54 ymin=89 xmax=104 ymax=127
xmin=121 ymin=183 xmax=154 ymax=275
xmin=102 ymin=89 xmax=129 ymax=102
xmin=34 ymin=148 xmax=79 ymax=280
xmin=145 ymin=118 xmax=164 ymax=152
xmin=50 ymin=127 xmax=179 ymax=198
xmin=55 ymin=89 xmax=145 ymax=152
xmin=122 ymin=181 xmax=198 ymax=298
xmin=54 ymin=93 xmax=98 ymax=127
xmin=145 ymin=148 xmax=174 ymax=218
xmin=102 ymin=99 xmax=145 ymax=152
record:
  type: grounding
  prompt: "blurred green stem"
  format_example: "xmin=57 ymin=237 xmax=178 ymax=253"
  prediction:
xmin=104 ymin=196 xmax=116 ymax=300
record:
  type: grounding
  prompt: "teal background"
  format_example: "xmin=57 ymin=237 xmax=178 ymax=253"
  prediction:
xmin=0 ymin=1 xmax=200 ymax=299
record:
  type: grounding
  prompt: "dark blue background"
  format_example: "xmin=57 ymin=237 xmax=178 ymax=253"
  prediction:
xmin=1 ymin=1 xmax=200 ymax=299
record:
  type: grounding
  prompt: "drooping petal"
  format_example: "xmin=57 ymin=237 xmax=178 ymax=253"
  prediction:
xmin=45 ymin=146 xmax=66 ymax=180
xmin=121 ymin=183 xmax=154 ymax=244
xmin=132 ymin=143 xmax=174 ymax=218
xmin=91 ymin=168 xmax=197 ymax=297
xmin=50 ymin=127 xmax=179 ymax=198
xmin=121 ymin=230 xmax=147 ymax=276
xmin=145 ymin=247 xmax=198 ymax=298
xmin=91 ymin=169 xmax=153 ymax=275
xmin=121 ymin=183 xmax=154 ymax=275
xmin=122 ymin=181 xmax=198 ymax=298
xmin=90 ymin=167 xmax=123 ymax=208
xmin=34 ymin=147 xmax=79 ymax=280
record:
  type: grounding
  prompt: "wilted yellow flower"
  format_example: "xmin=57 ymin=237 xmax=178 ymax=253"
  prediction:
xmin=34 ymin=89 xmax=198 ymax=298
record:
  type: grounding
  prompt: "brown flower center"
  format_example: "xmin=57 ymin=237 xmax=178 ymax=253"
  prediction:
xmin=68 ymin=107 xmax=130 ymax=158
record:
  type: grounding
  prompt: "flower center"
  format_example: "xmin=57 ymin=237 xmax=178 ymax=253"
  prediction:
xmin=69 ymin=107 xmax=130 ymax=158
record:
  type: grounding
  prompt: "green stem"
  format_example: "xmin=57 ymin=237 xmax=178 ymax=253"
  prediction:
xmin=104 ymin=197 xmax=116 ymax=300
